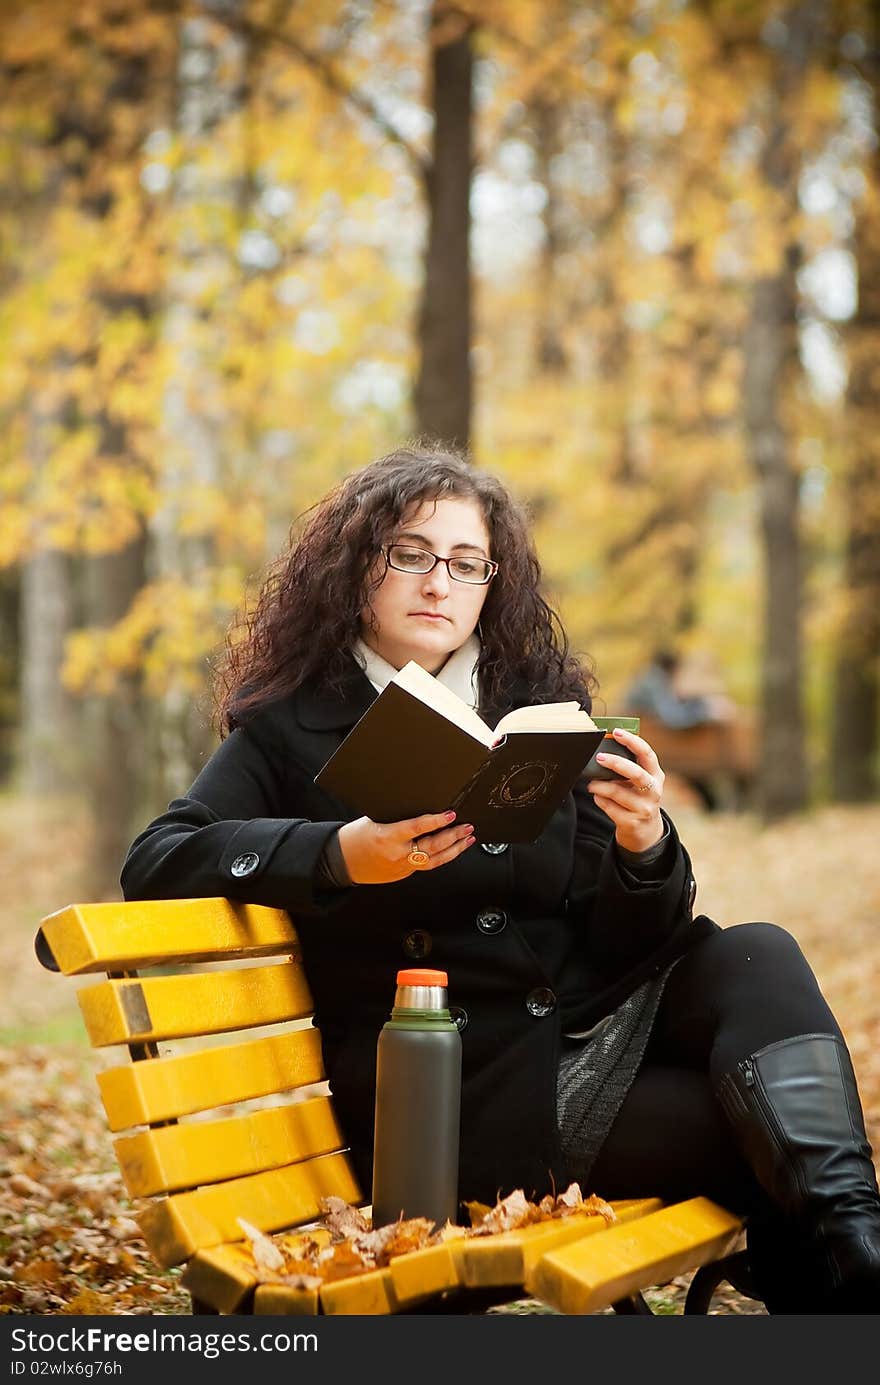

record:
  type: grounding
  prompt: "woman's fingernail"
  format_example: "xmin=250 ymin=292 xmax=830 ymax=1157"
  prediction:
xmin=613 ymin=728 xmax=629 ymax=738
xmin=465 ymin=835 xmax=476 ymax=845
xmin=445 ymin=811 xmax=456 ymax=821
xmin=596 ymin=752 xmax=609 ymax=762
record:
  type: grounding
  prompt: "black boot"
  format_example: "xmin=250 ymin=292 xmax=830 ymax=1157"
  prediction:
xmin=716 ymin=1033 xmax=880 ymax=1313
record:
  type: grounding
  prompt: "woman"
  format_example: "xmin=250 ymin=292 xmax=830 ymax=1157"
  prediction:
xmin=121 ymin=441 xmax=879 ymax=1314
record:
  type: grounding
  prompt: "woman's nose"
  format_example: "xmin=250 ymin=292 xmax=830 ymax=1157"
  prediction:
xmin=421 ymin=561 xmax=451 ymax=597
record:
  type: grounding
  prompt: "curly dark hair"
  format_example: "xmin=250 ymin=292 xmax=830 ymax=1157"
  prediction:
xmin=211 ymin=440 xmax=598 ymax=736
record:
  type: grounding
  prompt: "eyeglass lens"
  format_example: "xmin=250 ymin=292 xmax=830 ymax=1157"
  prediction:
xmin=387 ymin=545 xmax=494 ymax=584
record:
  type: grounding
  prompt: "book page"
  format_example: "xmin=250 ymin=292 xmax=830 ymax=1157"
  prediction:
xmin=392 ymin=661 xmax=495 ymax=746
xmin=493 ymin=702 xmax=598 ymax=737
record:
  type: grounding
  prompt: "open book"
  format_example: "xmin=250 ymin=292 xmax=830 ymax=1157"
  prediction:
xmin=314 ymin=660 xmax=604 ymax=843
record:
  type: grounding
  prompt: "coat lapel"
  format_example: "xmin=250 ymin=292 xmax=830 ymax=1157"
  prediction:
xmin=295 ymin=660 xmax=377 ymax=731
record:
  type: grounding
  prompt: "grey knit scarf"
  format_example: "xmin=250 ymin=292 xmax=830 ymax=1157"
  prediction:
xmin=556 ymin=963 xmax=676 ymax=1183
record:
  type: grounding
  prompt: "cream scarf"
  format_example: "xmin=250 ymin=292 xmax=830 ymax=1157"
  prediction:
xmin=353 ymin=632 xmax=481 ymax=711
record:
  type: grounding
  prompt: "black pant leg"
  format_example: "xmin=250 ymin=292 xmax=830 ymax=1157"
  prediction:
xmin=585 ymin=1064 xmax=765 ymax=1212
xmin=646 ymin=921 xmax=843 ymax=1078
xmin=585 ymin=923 xmax=843 ymax=1214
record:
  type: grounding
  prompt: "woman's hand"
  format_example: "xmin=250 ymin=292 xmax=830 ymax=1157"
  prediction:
xmin=586 ymin=727 xmax=666 ymax=855
xmin=337 ymin=810 xmax=476 ymax=885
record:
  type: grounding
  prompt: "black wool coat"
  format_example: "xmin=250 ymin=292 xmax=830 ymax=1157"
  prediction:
xmin=120 ymin=663 xmax=719 ymax=1205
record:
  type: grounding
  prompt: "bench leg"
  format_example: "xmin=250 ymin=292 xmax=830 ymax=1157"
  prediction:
xmin=684 ymin=1251 xmax=760 ymax=1314
xmin=410 ymin=1285 xmax=542 ymax=1314
xmin=611 ymin=1293 xmax=654 ymax=1314
xmin=190 ymin=1295 xmax=220 ymax=1315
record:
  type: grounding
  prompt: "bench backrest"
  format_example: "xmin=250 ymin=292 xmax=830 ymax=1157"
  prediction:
xmin=635 ymin=714 xmax=757 ymax=780
xmin=35 ymin=898 xmax=362 ymax=1269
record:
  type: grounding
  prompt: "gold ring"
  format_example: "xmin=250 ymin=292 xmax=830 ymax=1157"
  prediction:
xmin=638 ymin=779 xmax=653 ymax=794
xmin=408 ymin=844 xmax=430 ymax=867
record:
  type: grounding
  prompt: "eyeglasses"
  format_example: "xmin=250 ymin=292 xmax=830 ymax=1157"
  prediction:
xmin=384 ymin=544 xmax=499 ymax=586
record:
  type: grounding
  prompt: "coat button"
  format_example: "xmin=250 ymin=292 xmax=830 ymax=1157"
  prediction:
xmin=480 ymin=842 xmax=509 ymax=855
xmin=450 ymin=1006 xmax=468 ymax=1033
xmin=526 ymin=987 xmax=556 ymax=1018
xmin=230 ymin=852 xmax=260 ymax=878
xmin=476 ymin=907 xmax=508 ymax=935
xmin=403 ymin=929 xmax=432 ymax=960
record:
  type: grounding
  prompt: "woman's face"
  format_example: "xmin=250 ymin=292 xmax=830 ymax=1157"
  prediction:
xmin=359 ymin=495 xmax=493 ymax=673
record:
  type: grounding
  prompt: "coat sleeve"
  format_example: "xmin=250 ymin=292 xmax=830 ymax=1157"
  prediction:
xmin=120 ymin=719 xmax=352 ymax=917
xmin=566 ymin=780 xmax=697 ymax=975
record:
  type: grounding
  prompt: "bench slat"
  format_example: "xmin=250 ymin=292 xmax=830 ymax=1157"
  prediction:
xmin=181 ymin=1243 xmax=261 ymax=1315
xmin=319 ymin=1267 xmax=402 ymax=1316
xmin=114 ymin=1094 xmax=346 ymax=1196
xmin=451 ymin=1197 xmax=664 ymax=1288
xmin=77 ymin=962 xmax=313 ymax=1045
xmin=182 ymin=1227 xmax=333 ymax=1315
xmin=98 ymin=1028 xmax=325 ymax=1131
xmin=387 ymin=1241 xmax=462 ymax=1303
xmin=524 ymin=1197 xmax=744 ymax=1314
xmin=37 ymin=899 xmax=298 ymax=975
xmin=138 ymin=1150 xmax=362 ymax=1266
xmin=257 ymin=1269 xmax=436 ymax=1316
xmin=254 ymin=1284 xmax=321 ymax=1315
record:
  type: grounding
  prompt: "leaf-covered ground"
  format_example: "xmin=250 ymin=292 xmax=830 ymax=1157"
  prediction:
xmin=1 ymin=792 xmax=878 ymax=1316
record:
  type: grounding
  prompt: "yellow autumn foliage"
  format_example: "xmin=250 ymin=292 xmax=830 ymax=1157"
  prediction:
xmin=0 ymin=0 xmax=869 ymax=785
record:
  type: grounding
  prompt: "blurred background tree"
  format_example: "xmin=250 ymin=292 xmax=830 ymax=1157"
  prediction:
xmin=0 ymin=0 xmax=877 ymax=896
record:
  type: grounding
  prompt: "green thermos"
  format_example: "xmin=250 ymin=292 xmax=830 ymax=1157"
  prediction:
xmin=371 ymin=967 xmax=462 ymax=1229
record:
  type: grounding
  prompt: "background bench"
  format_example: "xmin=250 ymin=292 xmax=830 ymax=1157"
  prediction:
xmin=636 ymin=713 xmax=758 ymax=811
xmin=34 ymin=896 xmax=755 ymax=1315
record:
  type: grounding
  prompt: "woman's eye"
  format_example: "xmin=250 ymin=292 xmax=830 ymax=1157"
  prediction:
xmin=451 ymin=560 xmax=477 ymax=577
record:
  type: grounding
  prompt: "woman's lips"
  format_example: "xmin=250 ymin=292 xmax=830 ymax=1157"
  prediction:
xmin=410 ymin=612 xmax=449 ymax=621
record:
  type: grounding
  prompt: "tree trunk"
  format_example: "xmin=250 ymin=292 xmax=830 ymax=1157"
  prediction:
xmin=533 ymin=96 xmax=568 ymax=375
xmin=150 ymin=6 xmax=248 ymax=801
xmin=80 ymin=535 xmax=149 ymax=900
xmin=19 ymin=548 xmax=78 ymax=795
xmin=744 ymin=1 xmax=827 ymax=821
xmin=595 ymin=102 xmax=635 ymax=486
xmin=413 ymin=3 xmax=473 ymax=449
xmin=744 ymin=273 xmax=808 ymax=819
xmin=830 ymin=39 xmax=880 ymax=800
xmin=15 ymin=131 xmax=82 ymax=799
xmin=831 ymin=230 xmax=880 ymax=801
xmin=0 ymin=569 xmax=19 ymax=784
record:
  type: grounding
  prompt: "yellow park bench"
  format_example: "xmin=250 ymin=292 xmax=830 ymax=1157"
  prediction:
xmin=34 ymin=897 xmax=757 ymax=1316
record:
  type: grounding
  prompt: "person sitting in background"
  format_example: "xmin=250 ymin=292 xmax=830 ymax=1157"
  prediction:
xmin=624 ymin=648 xmax=735 ymax=730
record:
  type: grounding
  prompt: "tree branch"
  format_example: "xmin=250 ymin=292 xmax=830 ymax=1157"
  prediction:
xmin=204 ymin=7 xmax=430 ymax=181
xmin=480 ymin=28 xmax=591 ymax=161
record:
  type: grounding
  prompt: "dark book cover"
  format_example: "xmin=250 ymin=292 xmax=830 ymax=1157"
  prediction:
xmin=314 ymin=678 xmax=604 ymax=842
xmin=452 ymin=727 xmax=604 ymax=841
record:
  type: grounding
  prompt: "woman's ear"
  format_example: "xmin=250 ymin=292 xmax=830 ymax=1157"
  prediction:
xmin=358 ymin=591 xmax=380 ymax=635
